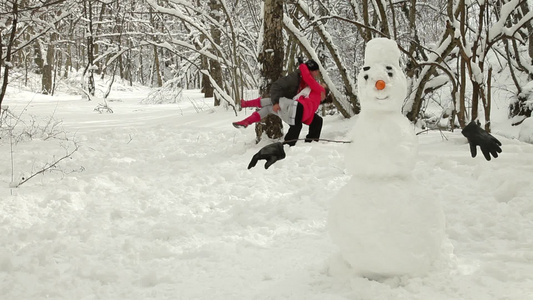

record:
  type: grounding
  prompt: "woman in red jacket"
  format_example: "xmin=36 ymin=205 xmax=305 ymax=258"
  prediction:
xmin=282 ymin=60 xmax=326 ymax=146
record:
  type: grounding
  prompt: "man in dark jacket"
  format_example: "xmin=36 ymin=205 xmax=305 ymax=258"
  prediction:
xmin=270 ymin=60 xmax=320 ymax=113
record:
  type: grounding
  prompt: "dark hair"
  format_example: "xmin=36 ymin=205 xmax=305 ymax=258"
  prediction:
xmin=321 ymin=87 xmax=333 ymax=104
xmin=305 ymin=59 xmax=319 ymax=71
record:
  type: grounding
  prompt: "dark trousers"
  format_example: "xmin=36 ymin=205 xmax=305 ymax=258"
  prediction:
xmin=284 ymin=103 xmax=323 ymax=146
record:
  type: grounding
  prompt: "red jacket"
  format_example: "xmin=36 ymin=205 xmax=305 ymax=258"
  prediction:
xmin=296 ymin=63 xmax=325 ymax=125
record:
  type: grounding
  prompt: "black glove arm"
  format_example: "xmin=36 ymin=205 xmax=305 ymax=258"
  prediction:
xmin=461 ymin=121 xmax=502 ymax=161
xmin=247 ymin=142 xmax=286 ymax=169
xmin=247 ymin=153 xmax=261 ymax=169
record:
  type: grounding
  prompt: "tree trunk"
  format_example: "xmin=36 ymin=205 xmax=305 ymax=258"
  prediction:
xmin=42 ymin=34 xmax=56 ymax=95
xmin=484 ymin=68 xmax=492 ymax=132
xmin=0 ymin=2 xmax=18 ymax=109
xmin=361 ymin=0 xmax=372 ymax=42
xmin=139 ymin=46 xmax=145 ymax=85
xmin=372 ymin=0 xmax=390 ymax=38
xmin=201 ymin=55 xmax=214 ymax=98
xmin=256 ymin=0 xmax=284 ymax=142
xmin=208 ymin=0 xmax=223 ymax=106
xmin=152 ymin=45 xmax=162 ymax=87
xmin=33 ymin=42 xmax=44 ymax=74
xmin=199 ymin=1 xmax=213 ymax=99
xmin=149 ymin=6 xmax=162 ymax=88
xmin=458 ymin=56 xmax=466 ymax=127
xmin=85 ymin=0 xmax=96 ymax=96
xmin=64 ymin=42 xmax=72 ymax=78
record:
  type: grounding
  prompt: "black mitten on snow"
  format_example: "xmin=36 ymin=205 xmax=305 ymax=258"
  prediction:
xmin=461 ymin=121 xmax=502 ymax=161
xmin=248 ymin=142 xmax=286 ymax=169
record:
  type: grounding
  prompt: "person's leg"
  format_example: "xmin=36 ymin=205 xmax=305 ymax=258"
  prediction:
xmin=240 ymin=97 xmax=273 ymax=108
xmin=305 ymin=114 xmax=323 ymax=142
xmin=240 ymin=97 xmax=262 ymax=108
xmin=233 ymin=102 xmax=275 ymax=128
xmin=283 ymin=103 xmax=304 ymax=146
xmin=232 ymin=111 xmax=261 ymax=128
xmin=256 ymin=103 xmax=274 ymax=119
xmin=260 ymin=98 xmax=272 ymax=108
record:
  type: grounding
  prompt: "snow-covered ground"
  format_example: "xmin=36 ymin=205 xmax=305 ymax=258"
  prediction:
xmin=1 ymin=81 xmax=533 ymax=299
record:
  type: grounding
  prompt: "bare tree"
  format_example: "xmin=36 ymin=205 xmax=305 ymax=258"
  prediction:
xmin=0 ymin=1 xmax=18 ymax=109
xmin=453 ymin=0 xmax=533 ymax=131
xmin=256 ymin=0 xmax=285 ymax=141
xmin=41 ymin=32 xmax=57 ymax=95
xmin=208 ymin=0 xmax=223 ymax=106
xmin=506 ymin=0 xmax=533 ymax=124
xmin=1 ymin=0 xmax=73 ymax=104
xmin=287 ymin=0 xmax=358 ymax=116
xmin=81 ymin=0 xmax=96 ymax=97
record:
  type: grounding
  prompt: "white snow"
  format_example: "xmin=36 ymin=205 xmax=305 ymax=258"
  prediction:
xmin=1 ymin=76 xmax=533 ymax=299
xmin=519 ymin=117 xmax=533 ymax=143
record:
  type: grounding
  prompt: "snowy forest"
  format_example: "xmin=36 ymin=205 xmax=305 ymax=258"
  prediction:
xmin=2 ymin=0 xmax=533 ymax=136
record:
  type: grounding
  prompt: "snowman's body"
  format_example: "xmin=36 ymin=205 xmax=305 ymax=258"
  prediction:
xmin=328 ymin=38 xmax=445 ymax=278
xmin=346 ymin=111 xmax=416 ymax=178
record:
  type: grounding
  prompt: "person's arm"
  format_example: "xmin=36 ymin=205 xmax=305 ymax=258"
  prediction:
xmin=461 ymin=121 xmax=502 ymax=160
xmin=298 ymin=63 xmax=324 ymax=94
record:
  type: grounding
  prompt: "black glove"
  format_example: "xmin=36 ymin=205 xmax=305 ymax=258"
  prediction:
xmin=297 ymin=57 xmax=304 ymax=64
xmin=461 ymin=121 xmax=502 ymax=161
xmin=248 ymin=142 xmax=286 ymax=169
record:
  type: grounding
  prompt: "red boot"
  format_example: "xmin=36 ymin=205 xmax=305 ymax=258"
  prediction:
xmin=240 ymin=97 xmax=262 ymax=108
xmin=233 ymin=112 xmax=261 ymax=128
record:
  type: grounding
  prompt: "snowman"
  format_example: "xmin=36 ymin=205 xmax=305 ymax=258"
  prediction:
xmin=328 ymin=38 xmax=446 ymax=278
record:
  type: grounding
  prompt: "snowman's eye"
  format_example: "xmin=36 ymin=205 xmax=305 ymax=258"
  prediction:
xmin=364 ymin=75 xmax=369 ymax=80
xmin=388 ymin=72 xmax=393 ymax=77
xmin=363 ymin=66 xmax=370 ymax=71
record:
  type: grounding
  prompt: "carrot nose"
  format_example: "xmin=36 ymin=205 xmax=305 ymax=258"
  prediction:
xmin=375 ymin=80 xmax=386 ymax=90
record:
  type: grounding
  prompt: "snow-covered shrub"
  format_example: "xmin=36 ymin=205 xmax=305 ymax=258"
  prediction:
xmin=518 ymin=117 xmax=533 ymax=144
xmin=142 ymin=79 xmax=183 ymax=104
xmin=510 ymin=81 xmax=533 ymax=124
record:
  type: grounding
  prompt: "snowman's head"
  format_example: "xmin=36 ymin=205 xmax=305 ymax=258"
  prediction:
xmin=357 ymin=38 xmax=407 ymax=113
